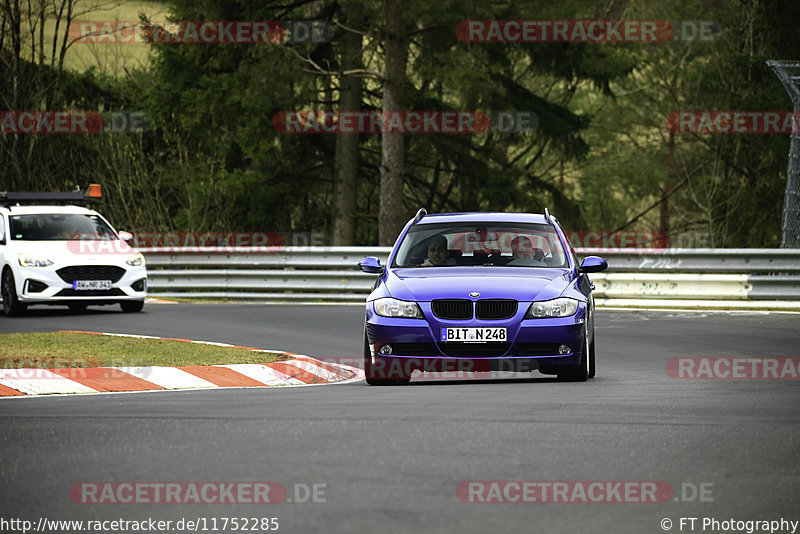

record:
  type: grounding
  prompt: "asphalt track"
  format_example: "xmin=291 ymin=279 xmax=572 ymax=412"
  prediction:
xmin=1 ymin=303 xmax=799 ymax=534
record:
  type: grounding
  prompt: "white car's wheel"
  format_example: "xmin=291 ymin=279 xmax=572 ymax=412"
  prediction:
xmin=2 ymin=269 xmax=26 ymax=317
xmin=120 ymin=300 xmax=144 ymax=313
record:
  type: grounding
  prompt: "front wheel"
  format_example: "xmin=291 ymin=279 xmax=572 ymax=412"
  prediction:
xmin=120 ymin=300 xmax=144 ymax=313
xmin=557 ymin=328 xmax=590 ymax=382
xmin=2 ymin=269 xmax=27 ymax=317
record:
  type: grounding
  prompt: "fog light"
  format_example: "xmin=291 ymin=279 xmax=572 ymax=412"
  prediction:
xmin=131 ymin=278 xmax=146 ymax=292
xmin=379 ymin=344 xmax=393 ymax=355
xmin=558 ymin=345 xmax=571 ymax=355
xmin=25 ymin=280 xmax=48 ymax=293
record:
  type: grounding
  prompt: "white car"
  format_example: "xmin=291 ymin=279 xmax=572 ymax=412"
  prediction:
xmin=0 ymin=191 xmax=147 ymax=316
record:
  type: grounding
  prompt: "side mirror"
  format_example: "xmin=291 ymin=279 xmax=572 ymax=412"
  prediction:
xmin=358 ymin=257 xmax=385 ymax=274
xmin=578 ymin=256 xmax=608 ymax=274
xmin=118 ymin=231 xmax=133 ymax=241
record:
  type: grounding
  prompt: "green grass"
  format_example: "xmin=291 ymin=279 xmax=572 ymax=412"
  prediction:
xmin=151 ymin=297 xmax=354 ymax=304
xmin=33 ymin=1 xmax=167 ymax=76
xmin=0 ymin=331 xmax=287 ymax=369
xmin=151 ymin=297 xmax=251 ymax=304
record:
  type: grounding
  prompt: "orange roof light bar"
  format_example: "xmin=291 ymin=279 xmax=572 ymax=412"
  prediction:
xmin=87 ymin=183 xmax=102 ymax=198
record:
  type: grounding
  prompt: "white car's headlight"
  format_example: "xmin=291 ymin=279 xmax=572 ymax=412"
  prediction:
xmin=525 ymin=298 xmax=579 ymax=318
xmin=126 ymin=253 xmax=145 ymax=267
xmin=19 ymin=254 xmax=54 ymax=268
xmin=374 ymin=297 xmax=423 ymax=318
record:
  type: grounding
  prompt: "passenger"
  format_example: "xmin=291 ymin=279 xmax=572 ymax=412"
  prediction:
xmin=508 ymin=236 xmax=543 ymax=266
xmin=511 ymin=236 xmax=534 ymax=259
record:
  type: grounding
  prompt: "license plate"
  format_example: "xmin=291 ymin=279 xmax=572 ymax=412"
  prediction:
xmin=441 ymin=327 xmax=507 ymax=343
xmin=73 ymin=280 xmax=112 ymax=290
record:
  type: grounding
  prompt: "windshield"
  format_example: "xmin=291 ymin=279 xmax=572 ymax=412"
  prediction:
xmin=392 ymin=222 xmax=569 ymax=268
xmin=9 ymin=214 xmax=117 ymax=241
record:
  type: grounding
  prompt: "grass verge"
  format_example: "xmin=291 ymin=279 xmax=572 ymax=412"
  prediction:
xmin=0 ymin=331 xmax=288 ymax=369
xmin=150 ymin=297 xmax=358 ymax=304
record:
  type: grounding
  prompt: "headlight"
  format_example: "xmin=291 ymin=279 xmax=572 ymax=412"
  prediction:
xmin=374 ymin=297 xmax=423 ymax=318
xmin=525 ymin=298 xmax=579 ymax=318
xmin=19 ymin=254 xmax=53 ymax=268
xmin=126 ymin=253 xmax=145 ymax=267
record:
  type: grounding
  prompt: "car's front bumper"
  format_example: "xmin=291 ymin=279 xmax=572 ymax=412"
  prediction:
xmin=365 ymin=300 xmax=587 ymax=374
xmin=14 ymin=264 xmax=147 ymax=305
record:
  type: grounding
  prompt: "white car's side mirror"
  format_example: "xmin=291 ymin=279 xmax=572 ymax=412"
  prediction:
xmin=118 ymin=231 xmax=133 ymax=241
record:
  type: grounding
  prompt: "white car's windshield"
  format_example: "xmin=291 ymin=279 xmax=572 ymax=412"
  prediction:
xmin=9 ymin=214 xmax=117 ymax=241
xmin=392 ymin=222 xmax=569 ymax=268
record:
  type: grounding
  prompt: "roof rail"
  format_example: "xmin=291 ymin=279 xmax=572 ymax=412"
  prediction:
xmin=0 ymin=185 xmax=101 ymax=208
xmin=412 ymin=208 xmax=428 ymax=225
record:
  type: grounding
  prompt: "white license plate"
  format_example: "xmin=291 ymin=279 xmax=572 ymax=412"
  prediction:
xmin=441 ymin=327 xmax=507 ymax=343
xmin=73 ymin=280 xmax=112 ymax=290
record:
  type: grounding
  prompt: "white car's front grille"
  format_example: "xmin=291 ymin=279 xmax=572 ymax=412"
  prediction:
xmin=56 ymin=265 xmax=126 ymax=283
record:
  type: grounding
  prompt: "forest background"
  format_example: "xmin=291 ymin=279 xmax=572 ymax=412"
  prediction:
xmin=2 ymin=0 xmax=798 ymax=247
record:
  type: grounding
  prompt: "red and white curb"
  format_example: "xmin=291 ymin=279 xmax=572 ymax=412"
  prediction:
xmin=0 ymin=331 xmax=364 ymax=398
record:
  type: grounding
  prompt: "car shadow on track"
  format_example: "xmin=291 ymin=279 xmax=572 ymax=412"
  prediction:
xmin=398 ymin=375 xmax=570 ymax=386
xmin=13 ymin=307 xmax=133 ymax=317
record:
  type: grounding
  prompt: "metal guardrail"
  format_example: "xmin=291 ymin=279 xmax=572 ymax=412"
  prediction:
xmin=581 ymin=249 xmax=800 ymax=301
xmin=140 ymin=247 xmax=800 ymax=305
xmin=143 ymin=247 xmax=389 ymax=302
xmin=578 ymin=248 xmax=800 ymax=274
xmin=141 ymin=247 xmax=800 ymax=302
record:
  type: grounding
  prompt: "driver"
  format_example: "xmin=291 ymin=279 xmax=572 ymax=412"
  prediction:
xmin=420 ymin=235 xmax=455 ymax=266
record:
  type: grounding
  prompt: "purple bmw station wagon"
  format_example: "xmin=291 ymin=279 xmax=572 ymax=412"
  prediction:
xmin=357 ymin=210 xmax=608 ymax=385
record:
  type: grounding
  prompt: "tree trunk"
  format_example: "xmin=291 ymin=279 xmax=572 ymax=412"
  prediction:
xmin=0 ymin=0 xmax=77 ymax=191
xmin=378 ymin=0 xmax=408 ymax=246
xmin=661 ymin=130 xmax=675 ymax=238
xmin=6 ymin=0 xmax=26 ymax=190
xmin=332 ymin=2 xmax=363 ymax=245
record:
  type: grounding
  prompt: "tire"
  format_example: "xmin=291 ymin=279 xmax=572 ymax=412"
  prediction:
xmin=363 ymin=330 xmax=410 ymax=386
xmin=2 ymin=269 xmax=27 ymax=317
xmin=557 ymin=328 xmax=590 ymax=382
xmin=588 ymin=337 xmax=596 ymax=379
xmin=120 ymin=300 xmax=144 ymax=313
